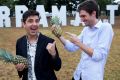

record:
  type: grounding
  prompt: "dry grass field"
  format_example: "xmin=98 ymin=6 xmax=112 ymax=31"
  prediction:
xmin=0 ymin=25 xmax=120 ymax=80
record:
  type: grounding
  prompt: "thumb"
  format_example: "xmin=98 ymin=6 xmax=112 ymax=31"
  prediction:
xmin=51 ymin=25 xmax=55 ymax=30
xmin=53 ymin=41 xmax=56 ymax=45
xmin=65 ymin=32 xmax=76 ymax=37
xmin=65 ymin=32 xmax=73 ymax=36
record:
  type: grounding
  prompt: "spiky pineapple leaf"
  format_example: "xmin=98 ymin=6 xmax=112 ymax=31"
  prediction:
xmin=50 ymin=16 xmax=62 ymax=38
xmin=0 ymin=48 xmax=14 ymax=63
xmin=0 ymin=48 xmax=28 ymax=67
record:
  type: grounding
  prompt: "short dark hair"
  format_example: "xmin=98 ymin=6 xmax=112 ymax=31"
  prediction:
xmin=77 ymin=0 xmax=100 ymax=18
xmin=22 ymin=10 xmax=40 ymax=23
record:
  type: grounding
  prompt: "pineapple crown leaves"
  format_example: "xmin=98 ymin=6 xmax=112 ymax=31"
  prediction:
xmin=0 ymin=48 xmax=28 ymax=67
xmin=0 ymin=48 xmax=14 ymax=63
xmin=50 ymin=16 xmax=61 ymax=25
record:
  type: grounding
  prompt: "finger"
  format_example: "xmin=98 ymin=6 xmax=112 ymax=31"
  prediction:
xmin=65 ymin=32 xmax=74 ymax=36
xmin=51 ymin=24 xmax=56 ymax=28
xmin=53 ymin=41 xmax=56 ymax=45
xmin=16 ymin=63 xmax=24 ymax=71
xmin=46 ymin=43 xmax=52 ymax=49
xmin=51 ymin=26 xmax=55 ymax=30
xmin=18 ymin=68 xmax=23 ymax=71
xmin=20 ymin=64 xmax=25 ymax=70
xmin=22 ymin=64 xmax=26 ymax=69
xmin=51 ymin=41 xmax=56 ymax=49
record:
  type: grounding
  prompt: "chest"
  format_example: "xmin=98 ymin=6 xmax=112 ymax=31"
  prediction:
xmin=82 ymin=29 xmax=100 ymax=48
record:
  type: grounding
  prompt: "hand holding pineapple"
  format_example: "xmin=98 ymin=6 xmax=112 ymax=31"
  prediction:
xmin=15 ymin=63 xmax=26 ymax=71
xmin=50 ymin=16 xmax=62 ymax=38
xmin=0 ymin=48 xmax=28 ymax=71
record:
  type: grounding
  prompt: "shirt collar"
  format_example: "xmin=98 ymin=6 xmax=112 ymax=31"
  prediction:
xmin=26 ymin=33 xmax=39 ymax=44
xmin=94 ymin=19 xmax=102 ymax=29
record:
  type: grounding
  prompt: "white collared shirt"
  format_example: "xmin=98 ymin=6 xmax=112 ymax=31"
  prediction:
xmin=28 ymin=42 xmax=37 ymax=80
xmin=27 ymin=33 xmax=39 ymax=80
xmin=64 ymin=20 xmax=114 ymax=80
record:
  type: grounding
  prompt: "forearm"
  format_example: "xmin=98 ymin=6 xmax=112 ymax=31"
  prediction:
xmin=58 ymin=36 xmax=67 ymax=46
xmin=51 ymin=53 xmax=61 ymax=71
xmin=77 ymin=42 xmax=93 ymax=57
xmin=77 ymin=42 xmax=108 ymax=61
xmin=59 ymin=36 xmax=79 ymax=52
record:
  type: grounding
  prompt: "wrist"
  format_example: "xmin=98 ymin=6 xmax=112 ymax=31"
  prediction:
xmin=57 ymin=34 xmax=62 ymax=38
xmin=51 ymin=53 xmax=57 ymax=59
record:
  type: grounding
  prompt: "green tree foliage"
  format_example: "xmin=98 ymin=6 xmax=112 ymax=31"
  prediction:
xmin=0 ymin=0 xmax=113 ymax=15
xmin=0 ymin=0 xmax=15 ymax=16
xmin=97 ymin=0 xmax=111 ymax=11
xmin=17 ymin=0 xmax=35 ymax=10
xmin=0 ymin=0 xmax=14 ymax=8
xmin=96 ymin=0 xmax=112 ymax=16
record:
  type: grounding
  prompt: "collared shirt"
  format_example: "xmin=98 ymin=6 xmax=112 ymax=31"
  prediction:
xmin=64 ymin=20 xmax=114 ymax=80
xmin=27 ymin=33 xmax=39 ymax=80
xmin=27 ymin=42 xmax=37 ymax=80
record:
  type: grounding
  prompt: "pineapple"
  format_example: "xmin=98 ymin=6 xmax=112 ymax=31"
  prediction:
xmin=0 ymin=48 xmax=28 ymax=68
xmin=50 ymin=16 xmax=62 ymax=38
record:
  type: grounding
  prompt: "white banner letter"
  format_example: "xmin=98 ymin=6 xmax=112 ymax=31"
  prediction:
xmin=70 ymin=12 xmax=81 ymax=26
xmin=0 ymin=6 xmax=11 ymax=27
xmin=36 ymin=5 xmax=48 ymax=27
xmin=107 ymin=5 xmax=118 ymax=24
xmin=15 ymin=5 xmax=28 ymax=27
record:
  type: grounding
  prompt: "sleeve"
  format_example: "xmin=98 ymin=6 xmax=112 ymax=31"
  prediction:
xmin=51 ymin=45 xmax=62 ymax=71
xmin=16 ymin=39 xmax=25 ymax=78
xmin=64 ymin=28 xmax=85 ymax=52
xmin=64 ymin=40 xmax=79 ymax=52
xmin=92 ymin=23 xmax=114 ymax=61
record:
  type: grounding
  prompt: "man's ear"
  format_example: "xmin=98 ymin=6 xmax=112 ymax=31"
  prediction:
xmin=92 ymin=11 xmax=96 ymax=17
xmin=22 ymin=22 xmax=25 ymax=28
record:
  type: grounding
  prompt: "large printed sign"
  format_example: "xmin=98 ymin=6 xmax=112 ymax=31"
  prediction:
xmin=0 ymin=5 xmax=119 ymax=27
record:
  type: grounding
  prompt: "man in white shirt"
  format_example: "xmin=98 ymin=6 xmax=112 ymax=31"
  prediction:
xmin=51 ymin=0 xmax=114 ymax=80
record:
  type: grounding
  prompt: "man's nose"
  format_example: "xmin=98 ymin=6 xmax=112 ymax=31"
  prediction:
xmin=32 ymin=21 xmax=37 ymax=25
xmin=80 ymin=18 xmax=84 ymax=22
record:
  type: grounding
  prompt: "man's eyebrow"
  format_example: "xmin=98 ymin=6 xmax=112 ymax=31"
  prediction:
xmin=28 ymin=19 xmax=33 ymax=20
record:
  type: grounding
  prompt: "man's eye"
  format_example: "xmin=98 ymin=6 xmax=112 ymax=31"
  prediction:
xmin=36 ymin=19 xmax=39 ymax=23
xmin=80 ymin=15 xmax=85 ymax=17
xmin=80 ymin=15 xmax=85 ymax=18
xmin=28 ymin=20 xmax=33 ymax=23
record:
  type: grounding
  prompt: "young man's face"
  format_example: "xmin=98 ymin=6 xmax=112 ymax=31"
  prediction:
xmin=23 ymin=16 xmax=40 ymax=36
xmin=79 ymin=10 xmax=96 ymax=27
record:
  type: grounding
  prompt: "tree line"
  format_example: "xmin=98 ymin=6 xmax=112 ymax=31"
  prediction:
xmin=0 ymin=0 xmax=120 ymax=16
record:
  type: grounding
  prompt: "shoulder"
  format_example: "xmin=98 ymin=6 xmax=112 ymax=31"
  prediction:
xmin=100 ymin=22 xmax=113 ymax=32
xmin=16 ymin=35 xmax=26 ymax=43
xmin=102 ymin=22 xmax=112 ymax=27
xmin=99 ymin=22 xmax=114 ymax=36
xmin=38 ymin=33 xmax=54 ymax=43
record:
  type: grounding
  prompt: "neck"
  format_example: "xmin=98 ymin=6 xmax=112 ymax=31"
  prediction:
xmin=27 ymin=34 xmax=38 ymax=44
xmin=94 ymin=19 xmax=98 ymax=25
xmin=90 ymin=19 xmax=98 ymax=27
